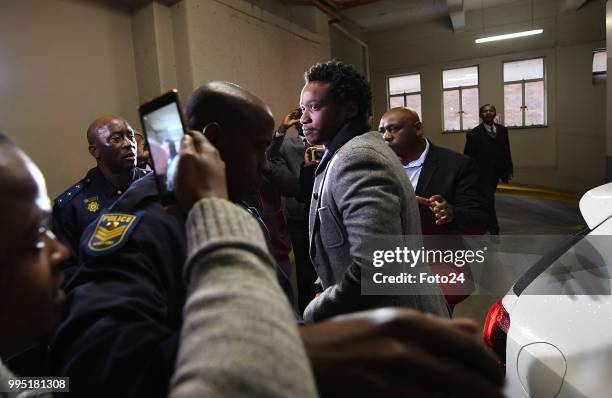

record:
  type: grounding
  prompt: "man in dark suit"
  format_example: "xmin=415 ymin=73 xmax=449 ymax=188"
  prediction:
xmin=464 ymin=104 xmax=513 ymax=234
xmin=380 ymin=107 xmax=489 ymax=310
xmin=379 ymin=107 xmax=489 ymax=235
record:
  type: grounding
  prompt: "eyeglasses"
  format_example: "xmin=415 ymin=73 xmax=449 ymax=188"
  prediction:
xmin=30 ymin=212 xmax=53 ymax=254
xmin=35 ymin=226 xmax=56 ymax=251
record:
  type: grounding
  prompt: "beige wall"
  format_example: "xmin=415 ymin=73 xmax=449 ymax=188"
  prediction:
xmin=131 ymin=1 xmax=180 ymax=100
xmin=173 ymin=0 xmax=331 ymax=126
xmin=368 ymin=0 xmax=606 ymax=194
xmin=329 ymin=18 xmax=369 ymax=78
xmin=0 ymin=0 xmax=332 ymax=197
xmin=0 ymin=0 xmax=140 ymax=197
xmin=131 ymin=0 xmax=331 ymax=132
xmin=330 ymin=26 xmax=367 ymax=77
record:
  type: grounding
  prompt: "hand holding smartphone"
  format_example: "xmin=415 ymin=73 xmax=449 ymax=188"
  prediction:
xmin=139 ymin=90 xmax=188 ymax=205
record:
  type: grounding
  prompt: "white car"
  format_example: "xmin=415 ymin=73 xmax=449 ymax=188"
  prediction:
xmin=483 ymin=182 xmax=612 ymax=398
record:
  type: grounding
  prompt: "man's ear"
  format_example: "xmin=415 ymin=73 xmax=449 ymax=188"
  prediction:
xmin=88 ymin=145 xmax=99 ymax=160
xmin=202 ymin=122 xmax=223 ymax=149
xmin=415 ymin=121 xmax=423 ymax=136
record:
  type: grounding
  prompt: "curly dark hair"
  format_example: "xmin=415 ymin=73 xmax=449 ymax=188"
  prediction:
xmin=304 ymin=60 xmax=372 ymax=118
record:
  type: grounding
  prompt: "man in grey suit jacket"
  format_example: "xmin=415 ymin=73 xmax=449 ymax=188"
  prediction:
xmin=299 ymin=61 xmax=449 ymax=322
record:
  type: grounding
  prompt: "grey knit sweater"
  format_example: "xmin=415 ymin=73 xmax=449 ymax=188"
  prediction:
xmin=169 ymin=198 xmax=318 ymax=398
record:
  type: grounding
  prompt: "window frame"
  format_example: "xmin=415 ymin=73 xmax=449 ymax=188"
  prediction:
xmin=387 ymin=72 xmax=422 ymax=115
xmin=503 ymin=57 xmax=547 ymax=128
xmin=441 ymin=65 xmax=480 ymax=133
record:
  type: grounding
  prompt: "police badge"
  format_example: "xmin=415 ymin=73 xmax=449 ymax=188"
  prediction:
xmin=85 ymin=197 xmax=101 ymax=213
xmin=85 ymin=212 xmax=142 ymax=256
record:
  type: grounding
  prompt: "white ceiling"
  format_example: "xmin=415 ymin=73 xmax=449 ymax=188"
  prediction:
xmin=333 ymin=0 xmax=595 ymax=32
xmin=336 ymin=0 xmax=526 ymax=31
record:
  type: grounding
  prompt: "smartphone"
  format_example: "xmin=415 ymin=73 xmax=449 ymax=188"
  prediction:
xmin=306 ymin=145 xmax=325 ymax=162
xmin=138 ymin=90 xmax=188 ymax=205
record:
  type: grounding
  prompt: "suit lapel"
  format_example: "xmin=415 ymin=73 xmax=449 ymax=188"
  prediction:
xmin=415 ymin=141 xmax=439 ymax=196
xmin=309 ymin=159 xmax=332 ymax=260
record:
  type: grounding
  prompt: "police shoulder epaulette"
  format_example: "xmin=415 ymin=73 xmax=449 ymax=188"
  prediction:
xmin=136 ymin=167 xmax=151 ymax=177
xmin=83 ymin=211 xmax=142 ymax=256
xmin=54 ymin=179 xmax=87 ymax=209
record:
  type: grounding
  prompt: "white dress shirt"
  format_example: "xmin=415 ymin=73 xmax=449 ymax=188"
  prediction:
xmin=403 ymin=139 xmax=430 ymax=190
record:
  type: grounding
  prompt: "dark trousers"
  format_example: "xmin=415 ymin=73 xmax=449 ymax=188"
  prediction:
xmin=286 ymin=218 xmax=317 ymax=314
xmin=483 ymin=181 xmax=500 ymax=235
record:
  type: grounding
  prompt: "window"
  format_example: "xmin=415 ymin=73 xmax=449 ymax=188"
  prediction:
xmin=593 ymin=50 xmax=606 ymax=74
xmin=503 ymin=58 xmax=546 ymax=127
xmin=388 ymin=73 xmax=422 ymax=118
xmin=442 ymin=66 xmax=479 ymax=132
xmin=593 ymin=49 xmax=606 ymax=83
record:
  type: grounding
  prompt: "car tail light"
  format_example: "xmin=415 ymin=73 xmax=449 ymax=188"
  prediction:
xmin=482 ymin=299 xmax=510 ymax=366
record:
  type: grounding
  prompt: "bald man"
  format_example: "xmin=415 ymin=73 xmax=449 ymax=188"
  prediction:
xmin=379 ymin=107 xmax=489 ymax=235
xmin=52 ymin=83 xmax=504 ymax=398
xmin=52 ymin=116 xmax=148 ymax=278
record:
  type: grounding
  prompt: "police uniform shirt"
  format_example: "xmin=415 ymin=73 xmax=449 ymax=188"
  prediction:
xmin=52 ymin=167 xmax=148 ymax=273
xmin=52 ymin=174 xmax=185 ymax=397
xmin=52 ymin=173 xmax=296 ymax=396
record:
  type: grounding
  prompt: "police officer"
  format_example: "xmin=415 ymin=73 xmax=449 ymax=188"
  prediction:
xmin=51 ymin=85 xmax=278 ymax=397
xmin=52 ymin=116 xmax=148 ymax=278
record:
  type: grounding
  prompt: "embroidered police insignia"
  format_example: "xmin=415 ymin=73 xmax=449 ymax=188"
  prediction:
xmin=87 ymin=200 xmax=100 ymax=213
xmin=85 ymin=212 xmax=141 ymax=256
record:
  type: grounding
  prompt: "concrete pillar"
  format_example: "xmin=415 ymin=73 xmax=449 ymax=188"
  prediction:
xmin=131 ymin=3 xmax=161 ymax=101
xmin=131 ymin=1 xmax=180 ymax=102
xmin=607 ymin=1 xmax=612 ymax=180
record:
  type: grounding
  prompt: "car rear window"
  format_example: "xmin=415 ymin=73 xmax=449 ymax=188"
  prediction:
xmin=513 ymin=228 xmax=590 ymax=296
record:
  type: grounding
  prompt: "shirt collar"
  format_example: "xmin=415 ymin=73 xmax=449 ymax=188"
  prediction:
xmin=88 ymin=167 xmax=137 ymax=197
xmin=405 ymin=139 xmax=430 ymax=169
xmin=316 ymin=116 xmax=370 ymax=174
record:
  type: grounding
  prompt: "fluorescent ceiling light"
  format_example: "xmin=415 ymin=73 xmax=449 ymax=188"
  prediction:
xmin=475 ymin=29 xmax=543 ymax=44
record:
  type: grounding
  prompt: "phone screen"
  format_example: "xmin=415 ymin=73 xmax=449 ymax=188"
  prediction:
xmin=140 ymin=96 xmax=186 ymax=202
